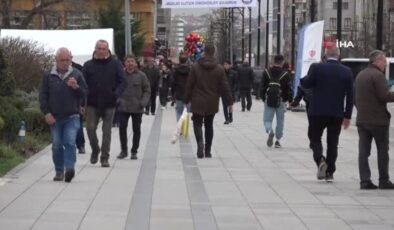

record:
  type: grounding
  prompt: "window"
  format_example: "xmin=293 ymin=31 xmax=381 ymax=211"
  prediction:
xmin=343 ymin=2 xmax=349 ymax=10
xmin=330 ymin=17 xmax=337 ymax=29
xmin=344 ymin=18 xmax=352 ymax=29
xmin=333 ymin=2 xmax=337 ymax=9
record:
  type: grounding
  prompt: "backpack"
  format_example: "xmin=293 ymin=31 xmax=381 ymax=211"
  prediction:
xmin=265 ymin=69 xmax=287 ymax=108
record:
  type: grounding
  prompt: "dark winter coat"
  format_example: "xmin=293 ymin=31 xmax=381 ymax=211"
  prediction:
xmin=83 ymin=56 xmax=127 ymax=109
xmin=171 ymin=64 xmax=190 ymax=100
xmin=184 ymin=56 xmax=233 ymax=115
xmin=39 ymin=66 xmax=87 ymax=120
xmin=117 ymin=69 xmax=151 ymax=114
xmin=142 ymin=65 xmax=161 ymax=91
xmin=237 ymin=63 xmax=254 ymax=90
xmin=261 ymin=66 xmax=293 ymax=103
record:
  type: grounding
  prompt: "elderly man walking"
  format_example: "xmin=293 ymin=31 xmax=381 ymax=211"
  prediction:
xmin=301 ymin=47 xmax=353 ymax=181
xmin=83 ymin=40 xmax=127 ymax=167
xmin=39 ymin=47 xmax=87 ymax=182
xmin=355 ymin=50 xmax=394 ymax=190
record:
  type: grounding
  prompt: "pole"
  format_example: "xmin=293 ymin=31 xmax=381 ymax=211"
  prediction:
xmin=337 ymin=0 xmax=342 ymax=41
xmin=230 ymin=8 xmax=234 ymax=64
xmin=277 ymin=0 xmax=281 ymax=54
xmin=248 ymin=7 xmax=252 ymax=64
xmin=265 ymin=0 xmax=269 ymax=68
xmin=257 ymin=0 xmax=261 ymax=66
xmin=125 ymin=0 xmax=132 ymax=54
xmin=291 ymin=0 xmax=295 ymax=71
xmin=242 ymin=7 xmax=245 ymax=62
xmin=377 ymin=0 xmax=383 ymax=49
xmin=310 ymin=0 xmax=315 ymax=22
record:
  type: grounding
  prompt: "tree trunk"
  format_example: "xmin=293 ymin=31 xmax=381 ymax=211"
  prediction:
xmin=19 ymin=0 xmax=64 ymax=28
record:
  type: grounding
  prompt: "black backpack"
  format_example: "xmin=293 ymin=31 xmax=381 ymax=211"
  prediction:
xmin=265 ymin=69 xmax=287 ymax=108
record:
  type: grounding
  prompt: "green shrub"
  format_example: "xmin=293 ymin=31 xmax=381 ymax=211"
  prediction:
xmin=0 ymin=116 xmax=4 ymax=131
xmin=0 ymin=144 xmax=24 ymax=176
xmin=0 ymin=48 xmax=16 ymax=96
xmin=23 ymin=107 xmax=48 ymax=134
xmin=0 ymin=96 xmax=23 ymax=142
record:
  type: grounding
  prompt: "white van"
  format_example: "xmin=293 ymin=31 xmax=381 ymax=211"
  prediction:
xmin=341 ymin=58 xmax=394 ymax=82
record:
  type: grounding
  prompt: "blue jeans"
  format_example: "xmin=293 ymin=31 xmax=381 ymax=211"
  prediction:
xmin=175 ymin=100 xmax=191 ymax=121
xmin=50 ymin=115 xmax=80 ymax=173
xmin=263 ymin=102 xmax=286 ymax=140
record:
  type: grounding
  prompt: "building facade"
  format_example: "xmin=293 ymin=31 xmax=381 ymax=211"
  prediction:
xmin=169 ymin=16 xmax=185 ymax=57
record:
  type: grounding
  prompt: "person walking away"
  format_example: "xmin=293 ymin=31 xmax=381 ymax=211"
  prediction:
xmin=171 ymin=55 xmax=191 ymax=121
xmin=142 ymin=57 xmax=161 ymax=115
xmin=355 ymin=50 xmax=394 ymax=190
xmin=301 ymin=47 xmax=353 ymax=181
xmin=159 ymin=63 xmax=171 ymax=110
xmin=39 ymin=47 xmax=87 ymax=182
xmin=253 ymin=67 xmax=263 ymax=100
xmin=117 ymin=55 xmax=150 ymax=160
xmin=83 ymin=40 xmax=127 ymax=168
xmin=223 ymin=60 xmax=237 ymax=124
xmin=261 ymin=55 xmax=293 ymax=148
xmin=184 ymin=44 xmax=234 ymax=158
xmin=237 ymin=62 xmax=254 ymax=111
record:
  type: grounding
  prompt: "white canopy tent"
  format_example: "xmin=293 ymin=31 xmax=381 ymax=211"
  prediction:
xmin=0 ymin=28 xmax=114 ymax=65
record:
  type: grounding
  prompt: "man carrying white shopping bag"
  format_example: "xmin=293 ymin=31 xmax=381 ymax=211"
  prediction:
xmin=184 ymin=44 xmax=234 ymax=158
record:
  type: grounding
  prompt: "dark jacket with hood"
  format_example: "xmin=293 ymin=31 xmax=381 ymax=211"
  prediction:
xmin=237 ymin=62 xmax=254 ymax=90
xmin=184 ymin=56 xmax=233 ymax=115
xmin=171 ymin=64 xmax=190 ymax=100
xmin=83 ymin=54 xmax=127 ymax=109
xmin=39 ymin=66 xmax=87 ymax=120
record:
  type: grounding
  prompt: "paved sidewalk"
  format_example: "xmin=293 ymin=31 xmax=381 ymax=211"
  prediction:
xmin=1 ymin=99 xmax=394 ymax=230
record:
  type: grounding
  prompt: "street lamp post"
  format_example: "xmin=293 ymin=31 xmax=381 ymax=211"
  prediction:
xmin=257 ymin=0 xmax=261 ymax=66
xmin=291 ymin=0 xmax=295 ymax=72
xmin=277 ymin=0 xmax=281 ymax=54
xmin=125 ymin=0 xmax=132 ymax=55
xmin=265 ymin=0 xmax=269 ymax=68
xmin=310 ymin=0 xmax=315 ymax=22
xmin=377 ymin=0 xmax=383 ymax=50
xmin=248 ymin=7 xmax=252 ymax=64
xmin=230 ymin=8 xmax=234 ymax=64
xmin=242 ymin=7 xmax=245 ymax=62
xmin=337 ymin=0 xmax=342 ymax=41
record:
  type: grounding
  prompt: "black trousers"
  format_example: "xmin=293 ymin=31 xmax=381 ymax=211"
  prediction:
xmin=145 ymin=88 xmax=157 ymax=114
xmin=159 ymin=87 xmax=169 ymax=107
xmin=240 ymin=89 xmax=252 ymax=110
xmin=76 ymin=115 xmax=85 ymax=148
xmin=357 ymin=124 xmax=390 ymax=183
xmin=309 ymin=116 xmax=342 ymax=174
xmin=119 ymin=112 xmax=143 ymax=154
xmin=221 ymin=98 xmax=233 ymax=122
xmin=192 ymin=114 xmax=215 ymax=153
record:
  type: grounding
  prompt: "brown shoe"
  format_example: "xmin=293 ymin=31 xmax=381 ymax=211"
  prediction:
xmin=101 ymin=160 xmax=110 ymax=168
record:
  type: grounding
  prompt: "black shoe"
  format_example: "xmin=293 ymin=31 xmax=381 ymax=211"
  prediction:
xmin=130 ymin=154 xmax=138 ymax=160
xmin=205 ymin=152 xmax=212 ymax=158
xmin=242 ymin=108 xmax=245 ymax=112
xmin=224 ymin=121 xmax=230 ymax=125
xmin=274 ymin=140 xmax=281 ymax=148
xmin=101 ymin=160 xmax=110 ymax=168
xmin=144 ymin=111 xmax=149 ymax=115
xmin=229 ymin=116 xmax=233 ymax=123
xmin=53 ymin=172 xmax=64 ymax=181
xmin=317 ymin=157 xmax=327 ymax=180
xmin=117 ymin=151 xmax=128 ymax=159
xmin=90 ymin=153 xmax=98 ymax=164
xmin=360 ymin=181 xmax=378 ymax=190
xmin=267 ymin=132 xmax=274 ymax=147
xmin=151 ymin=112 xmax=155 ymax=115
xmin=325 ymin=172 xmax=334 ymax=182
xmin=78 ymin=146 xmax=85 ymax=154
xmin=64 ymin=169 xmax=75 ymax=183
xmin=379 ymin=181 xmax=394 ymax=189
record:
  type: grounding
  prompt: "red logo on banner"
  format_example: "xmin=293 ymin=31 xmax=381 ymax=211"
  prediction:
xmin=323 ymin=37 xmax=336 ymax=49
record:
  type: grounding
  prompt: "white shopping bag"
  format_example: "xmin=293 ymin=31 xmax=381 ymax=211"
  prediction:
xmin=171 ymin=108 xmax=189 ymax=144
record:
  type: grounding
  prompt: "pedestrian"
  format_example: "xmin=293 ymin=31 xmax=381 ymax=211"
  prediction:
xmin=83 ymin=40 xmax=127 ymax=168
xmin=184 ymin=44 xmax=233 ymax=158
xmin=261 ymin=54 xmax=293 ymax=148
xmin=253 ymin=66 xmax=263 ymax=100
xmin=355 ymin=50 xmax=394 ymax=189
xmin=171 ymin=55 xmax=191 ymax=121
xmin=71 ymin=59 xmax=86 ymax=154
xmin=159 ymin=62 xmax=171 ymax=110
xmin=39 ymin=47 xmax=87 ymax=182
xmin=117 ymin=55 xmax=150 ymax=160
xmin=237 ymin=62 xmax=254 ymax=111
xmin=142 ymin=57 xmax=161 ymax=115
xmin=223 ymin=60 xmax=237 ymax=124
xmin=301 ymin=47 xmax=353 ymax=181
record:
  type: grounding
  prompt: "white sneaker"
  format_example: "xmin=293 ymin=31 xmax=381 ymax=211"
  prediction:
xmin=317 ymin=158 xmax=328 ymax=180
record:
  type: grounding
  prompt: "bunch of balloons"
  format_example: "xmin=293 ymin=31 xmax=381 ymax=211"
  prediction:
xmin=184 ymin=32 xmax=205 ymax=61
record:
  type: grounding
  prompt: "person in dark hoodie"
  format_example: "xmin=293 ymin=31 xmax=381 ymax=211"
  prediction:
xmin=83 ymin=40 xmax=127 ymax=168
xmin=237 ymin=62 xmax=254 ymax=111
xmin=184 ymin=44 xmax=233 ymax=158
xmin=223 ymin=60 xmax=237 ymax=124
xmin=171 ymin=55 xmax=191 ymax=121
xmin=39 ymin=47 xmax=87 ymax=182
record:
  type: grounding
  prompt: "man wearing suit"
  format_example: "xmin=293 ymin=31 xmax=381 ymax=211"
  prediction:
xmin=301 ymin=47 xmax=353 ymax=181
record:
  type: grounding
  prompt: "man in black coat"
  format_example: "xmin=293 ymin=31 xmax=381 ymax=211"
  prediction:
xmin=301 ymin=47 xmax=353 ymax=181
xmin=83 ymin=40 xmax=127 ymax=168
xmin=142 ymin=57 xmax=161 ymax=115
xmin=237 ymin=62 xmax=254 ymax=111
xmin=223 ymin=60 xmax=237 ymax=124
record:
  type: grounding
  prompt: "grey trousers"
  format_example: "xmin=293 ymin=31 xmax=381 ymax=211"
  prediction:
xmin=86 ymin=106 xmax=115 ymax=161
xmin=357 ymin=124 xmax=390 ymax=183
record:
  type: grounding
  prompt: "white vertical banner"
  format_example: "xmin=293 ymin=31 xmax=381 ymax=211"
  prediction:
xmin=162 ymin=0 xmax=257 ymax=9
xmin=294 ymin=20 xmax=324 ymax=97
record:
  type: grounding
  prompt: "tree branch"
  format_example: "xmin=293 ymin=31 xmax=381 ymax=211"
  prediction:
xmin=19 ymin=0 xmax=64 ymax=28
